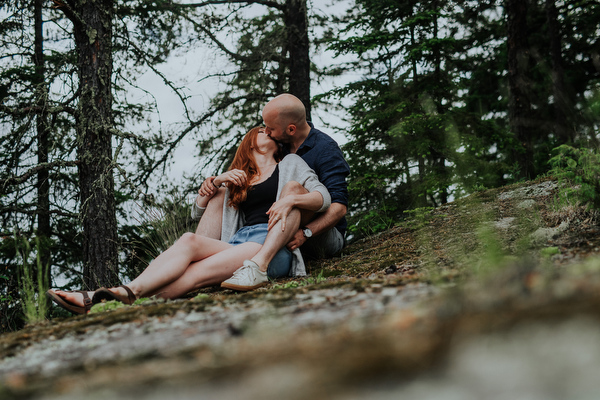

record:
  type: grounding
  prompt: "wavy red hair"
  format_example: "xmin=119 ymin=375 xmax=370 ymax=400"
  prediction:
xmin=227 ymin=126 xmax=283 ymax=208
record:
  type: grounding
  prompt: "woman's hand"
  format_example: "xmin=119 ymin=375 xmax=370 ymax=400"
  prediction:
xmin=198 ymin=176 xmax=217 ymax=198
xmin=215 ymin=169 xmax=247 ymax=188
xmin=199 ymin=169 xmax=248 ymax=197
xmin=266 ymin=196 xmax=296 ymax=231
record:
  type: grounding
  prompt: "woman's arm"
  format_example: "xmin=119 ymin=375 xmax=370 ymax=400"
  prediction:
xmin=192 ymin=169 xmax=247 ymax=221
xmin=194 ymin=169 xmax=248 ymax=210
xmin=266 ymin=186 xmax=325 ymax=231
xmin=279 ymin=190 xmax=324 ymax=212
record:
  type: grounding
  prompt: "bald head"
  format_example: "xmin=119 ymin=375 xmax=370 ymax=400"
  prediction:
xmin=263 ymin=94 xmax=307 ymax=126
xmin=262 ymin=94 xmax=311 ymax=150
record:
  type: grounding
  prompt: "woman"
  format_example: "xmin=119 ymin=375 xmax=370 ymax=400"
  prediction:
xmin=47 ymin=127 xmax=330 ymax=314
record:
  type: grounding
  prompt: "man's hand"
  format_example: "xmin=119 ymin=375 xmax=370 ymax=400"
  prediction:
xmin=286 ymin=229 xmax=307 ymax=251
xmin=285 ymin=203 xmax=347 ymax=251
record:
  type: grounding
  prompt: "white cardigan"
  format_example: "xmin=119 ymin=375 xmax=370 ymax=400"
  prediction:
xmin=191 ymin=154 xmax=331 ymax=276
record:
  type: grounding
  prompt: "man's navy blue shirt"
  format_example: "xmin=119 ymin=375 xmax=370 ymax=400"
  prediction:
xmin=285 ymin=123 xmax=350 ymax=235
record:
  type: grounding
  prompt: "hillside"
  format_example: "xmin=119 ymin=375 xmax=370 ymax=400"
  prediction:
xmin=2 ymin=178 xmax=600 ymax=399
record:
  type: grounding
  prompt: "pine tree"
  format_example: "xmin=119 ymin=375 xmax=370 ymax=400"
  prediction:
xmin=328 ymin=0 xmax=467 ymax=237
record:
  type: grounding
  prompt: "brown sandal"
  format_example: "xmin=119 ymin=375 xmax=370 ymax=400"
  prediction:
xmin=46 ymin=290 xmax=93 ymax=315
xmin=92 ymin=285 xmax=137 ymax=305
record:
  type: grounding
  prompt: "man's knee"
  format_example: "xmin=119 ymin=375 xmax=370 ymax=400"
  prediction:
xmin=302 ymin=228 xmax=345 ymax=260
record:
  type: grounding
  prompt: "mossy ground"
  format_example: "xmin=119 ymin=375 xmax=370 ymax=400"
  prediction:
xmin=2 ymin=178 xmax=600 ymax=399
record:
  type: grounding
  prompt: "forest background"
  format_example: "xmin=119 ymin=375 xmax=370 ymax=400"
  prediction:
xmin=1 ymin=0 xmax=599 ymax=332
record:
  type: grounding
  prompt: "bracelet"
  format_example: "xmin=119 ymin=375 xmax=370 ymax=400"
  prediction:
xmin=212 ymin=180 xmax=219 ymax=189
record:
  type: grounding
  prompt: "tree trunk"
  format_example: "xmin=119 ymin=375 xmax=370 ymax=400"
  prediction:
xmin=283 ymin=0 xmax=311 ymax=120
xmin=33 ymin=0 xmax=51 ymax=282
xmin=546 ymin=0 xmax=573 ymax=144
xmin=431 ymin=1 xmax=448 ymax=205
xmin=506 ymin=0 xmax=534 ymax=179
xmin=70 ymin=0 xmax=119 ymax=289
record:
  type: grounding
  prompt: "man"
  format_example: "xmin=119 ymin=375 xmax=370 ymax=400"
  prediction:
xmin=197 ymin=93 xmax=350 ymax=290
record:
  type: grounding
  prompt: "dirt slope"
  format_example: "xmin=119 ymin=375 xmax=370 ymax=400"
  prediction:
xmin=2 ymin=178 xmax=600 ymax=400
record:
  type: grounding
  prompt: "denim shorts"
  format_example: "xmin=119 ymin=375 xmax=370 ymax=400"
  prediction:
xmin=228 ymin=223 xmax=292 ymax=279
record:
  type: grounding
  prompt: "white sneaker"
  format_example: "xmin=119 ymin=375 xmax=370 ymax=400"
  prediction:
xmin=221 ymin=260 xmax=268 ymax=291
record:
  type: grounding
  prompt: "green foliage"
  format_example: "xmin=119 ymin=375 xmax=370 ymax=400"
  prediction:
xmin=302 ymin=269 xmax=327 ymax=286
xmin=549 ymin=145 xmax=600 ymax=209
xmin=0 ymin=234 xmax=22 ymax=332
xmin=271 ymin=269 xmax=326 ymax=289
xmin=89 ymin=300 xmax=125 ymax=314
xmin=329 ymin=0 xmax=514 ymax=231
xmin=346 ymin=170 xmax=400 ymax=238
xmin=330 ymin=0 xmax=600 ymax=232
xmin=471 ymin=225 xmax=510 ymax=276
xmin=194 ymin=293 xmax=211 ymax=301
xmin=348 ymin=207 xmax=397 ymax=238
xmin=15 ymin=237 xmax=50 ymax=325
xmin=540 ymin=246 xmax=560 ymax=258
xmin=120 ymin=193 xmax=196 ymax=281
xmin=402 ymin=207 xmax=436 ymax=230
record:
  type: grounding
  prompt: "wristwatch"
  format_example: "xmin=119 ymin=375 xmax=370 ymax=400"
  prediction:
xmin=302 ymin=227 xmax=313 ymax=238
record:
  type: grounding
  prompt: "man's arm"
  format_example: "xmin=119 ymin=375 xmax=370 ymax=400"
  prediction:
xmin=286 ymin=203 xmax=347 ymax=251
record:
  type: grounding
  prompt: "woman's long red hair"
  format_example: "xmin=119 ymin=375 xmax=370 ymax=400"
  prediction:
xmin=227 ymin=127 xmax=282 ymax=208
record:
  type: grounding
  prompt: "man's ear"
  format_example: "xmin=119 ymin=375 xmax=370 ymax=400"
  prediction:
xmin=287 ymin=124 xmax=297 ymax=135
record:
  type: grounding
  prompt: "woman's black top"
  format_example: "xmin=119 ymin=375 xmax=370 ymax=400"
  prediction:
xmin=240 ymin=165 xmax=279 ymax=227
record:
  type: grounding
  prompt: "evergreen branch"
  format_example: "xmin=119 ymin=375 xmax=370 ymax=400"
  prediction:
xmin=49 ymin=262 xmax=83 ymax=281
xmin=198 ymin=131 xmax=243 ymax=174
xmin=557 ymin=0 xmax=600 ymax=11
xmin=111 ymin=133 xmax=151 ymax=199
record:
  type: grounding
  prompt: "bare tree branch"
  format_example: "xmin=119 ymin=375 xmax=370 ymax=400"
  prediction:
xmin=168 ymin=1 xmax=284 ymax=63
xmin=0 ymin=103 xmax=77 ymax=117
xmin=114 ymin=30 xmax=193 ymax=121
xmin=2 ymin=160 xmax=79 ymax=189
xmin=174 ymin=0 xmax=285 ymax=12
xmin=138 ymin=92 xmax=264 ymax=182
xmin=51 ymin=0 xmax=83 ymax=28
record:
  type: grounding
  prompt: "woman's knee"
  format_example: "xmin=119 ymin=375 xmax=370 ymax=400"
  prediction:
xmin=206 ymin=188 xmax=226 ymax=209
xmin=177 ymin=232 xmax=201 ymax=248
xmin=281 ymin=181 xmax=307 ymax=196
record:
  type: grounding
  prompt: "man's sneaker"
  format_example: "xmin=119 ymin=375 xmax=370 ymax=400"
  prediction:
xmin=221 ymin=260 xmax=268 ymax=291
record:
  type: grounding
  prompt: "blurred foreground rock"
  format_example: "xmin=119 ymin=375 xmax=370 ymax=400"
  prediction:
xmin=3 ymin=178 xmax=600 ymax=399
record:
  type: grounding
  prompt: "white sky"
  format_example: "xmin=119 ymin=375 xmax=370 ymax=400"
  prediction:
xmin=125 ymin=0 xmax=356 ymax=192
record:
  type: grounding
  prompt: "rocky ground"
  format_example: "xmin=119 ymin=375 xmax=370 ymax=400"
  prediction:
xmin=2 ymin=178 xmax=600 ymax=399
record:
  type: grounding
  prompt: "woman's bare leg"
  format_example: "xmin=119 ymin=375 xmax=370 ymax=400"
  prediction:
xmin=125 ymin=232 xmax=233 ymax=298
xmin=195 ymin=188 xmax=225 ymax=239
xmin=53 ymin=232 xmax=233 ymax=307
xmin=250 ymin=181 xmax=312 ymax=272
xmin=148 ymin=242 xmax=263 ymax=299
